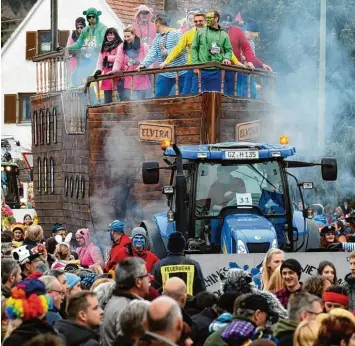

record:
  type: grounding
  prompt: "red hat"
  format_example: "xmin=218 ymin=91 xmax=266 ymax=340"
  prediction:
xmin=323 ymin=291 xmax=349 ymax=307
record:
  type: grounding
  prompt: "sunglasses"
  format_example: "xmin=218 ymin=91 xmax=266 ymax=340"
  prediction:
xmin=87 ymin=15 xmax=96 ymax=19
xmin=140 ymin=11 xmax=149 ymax=15
xmin=76 ymin=26 xmax=84 ymax=29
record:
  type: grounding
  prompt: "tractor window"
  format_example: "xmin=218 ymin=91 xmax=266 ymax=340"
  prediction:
xmin=1 ymin=169 xmax=19 ymax=204
xmin=195 ymin=161 xmax=285 ymax=217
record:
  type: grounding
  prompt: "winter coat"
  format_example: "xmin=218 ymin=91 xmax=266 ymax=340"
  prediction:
xmin=104 ymin=234 xmax=132 ymax=272
xmin=191 ymin=307 xmax=218 ymax=346
xmin=137 ymin=331 xmax=178 ymax=346
xmin=342 ymin=273 xmax=355 ymax=310
xmin=2 ymin=318 xmax=58 ymax=346
xmin=96 ymin=46 xmax=120 ymax=90
xmin=76 ymin=229 xmax=104 ymax=268
xmin=110 ymin=243 xmax=159 ymax=273
xmin=151 ymin=252 xmax=206 ymax=296
xmin=46 ymin=308 xmax=62 ymax=326
xmin=1 ymin=284 xmax=11 ymax=299
xmin=55 ymin=319 xmax=100 ymax=346
xmin=102 ymin=291 xmax=141 ymax=346
xmin=191 ymin=26 xmax=233 ymax=65
xmin=112 ymin=41 xmax=151 ymax=90
xmin=273 ymin=319 xmax=299 ymax=346
xmin=132 ymin=5 xmax=156 ymax=47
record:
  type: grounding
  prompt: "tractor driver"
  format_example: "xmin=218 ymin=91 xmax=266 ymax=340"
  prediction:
xmin=208 ymin=165 xmax=246 ymax=214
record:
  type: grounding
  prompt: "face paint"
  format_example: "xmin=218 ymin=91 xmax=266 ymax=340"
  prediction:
xmin=206 ymin=13 xmax=215 ymax=27
xmin=132 ymin=235 xmax=146 ymax=250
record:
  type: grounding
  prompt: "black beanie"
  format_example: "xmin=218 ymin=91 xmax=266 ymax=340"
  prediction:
xmin=167 ymin=232 xmax=186 ymax=253
xmin=280 ymin=258 xmax=302 ymax=279
xmin=75 ymin=17 xmax=86 ymax=28
xmin=217 ymin=292 xmax=240 ymax=314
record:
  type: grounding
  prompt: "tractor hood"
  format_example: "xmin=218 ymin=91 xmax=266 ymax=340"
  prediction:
xmin=153 ymin=212 xmax=176 ymax=239
xmin=221 ymin=214 xmax=278 ymax=253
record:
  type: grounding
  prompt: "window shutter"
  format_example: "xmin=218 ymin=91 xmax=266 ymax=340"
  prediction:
xmin=58 ymin=30 xmax=70 ymax=48
xmin=4 ymin=94 xmax=17 ymax=124
xmin=26 ymin=31 xmax=37 ymax=60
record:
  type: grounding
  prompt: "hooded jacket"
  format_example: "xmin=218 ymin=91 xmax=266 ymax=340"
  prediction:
xmin=75 ymin=229 xmax=104 ymax=268
xmin=104 ymin=233 xmax=131 ymax=272
xmin=2 ymin=319 xmax=58 ymax=346
xmin=273 ymin=319 xmax=299 ymax=346
xmin=132 ymin=5 xmax=156 ymax=47
xmin=342 ymin=273 xmax=355 ymax=310
xmin=55 ymin=319 xmax=100 ymax=346
xmin=191 ymin=307 xmax=218 ymax=346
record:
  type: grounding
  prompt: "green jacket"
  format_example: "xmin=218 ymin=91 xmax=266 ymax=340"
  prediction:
xmin=191 ymin=26 xmax=233 ymax=65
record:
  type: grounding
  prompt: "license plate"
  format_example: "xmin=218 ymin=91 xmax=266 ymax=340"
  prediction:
xmin=224 ymin=150 xmax=259 ymax=159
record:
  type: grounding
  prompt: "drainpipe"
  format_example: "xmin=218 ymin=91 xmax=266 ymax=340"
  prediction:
xmin=51 ymin=0 xmax=58 ymax=51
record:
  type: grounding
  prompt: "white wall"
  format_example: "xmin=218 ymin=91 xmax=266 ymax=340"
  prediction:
xmin=1 ymin=0 xmax=124 ymax=150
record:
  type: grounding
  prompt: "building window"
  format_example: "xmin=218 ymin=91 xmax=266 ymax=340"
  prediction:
xmin=37 ymin=157 xmax=42 ymax=193
xmin=43 ymin=157 xmax=48 ymax=193
xmin=81 ymin=176 xmax=85 ymax=198
xmin=39 ymin=109 xmax=44 ymax=145
xmin=53 ymin=107 xmax=57 ymax=144
xmin=38 ymin=30 xmax=51 ymax=54
xmin=46 ymin=108 xmax=50 ymax=144
xmin=64 ymin=176 xmax=69 ymax=196
xmin=75 ymin=175 xmax=80 ymax=199
xmin=50 ymin=157 xmax=54 ymax=194
xmin=33 ymin=111 xmax=38 ymax=145
xmin=70 ymin=176 xmax=74 ymax=197
xmin=19 ymin=93 xmax=34 ymax=123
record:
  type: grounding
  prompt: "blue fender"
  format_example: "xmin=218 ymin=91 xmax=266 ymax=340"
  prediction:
xmin=220 ymin=214 xmax=277 ymax=254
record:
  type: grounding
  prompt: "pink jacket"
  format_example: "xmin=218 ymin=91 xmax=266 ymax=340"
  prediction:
xmin=96 ymin=46 xmax=120 ymax=90
xmin=67 ymin=34 xmax=78 ymax=72
xmin=75 ymin=228 xmax=104 ymax=268
xmin=112 ymin=42 xmax=151 ymax=90
xmin=132 ymin=5 xmax=156 ymax=47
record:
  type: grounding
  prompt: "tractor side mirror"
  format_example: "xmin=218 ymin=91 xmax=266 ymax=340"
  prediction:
xmin=321 ymin=157 xmax=337 ymax=181
xmin=142 ymin=161 xmax=160 ymax=184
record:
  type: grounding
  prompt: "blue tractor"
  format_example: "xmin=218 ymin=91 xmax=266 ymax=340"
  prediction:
xmin=141 ymin=141 xmax=337 ymax=258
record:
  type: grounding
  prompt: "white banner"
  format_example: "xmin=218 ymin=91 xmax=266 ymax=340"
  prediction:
xmin=188 ymin=252 xmax=350 ymax=296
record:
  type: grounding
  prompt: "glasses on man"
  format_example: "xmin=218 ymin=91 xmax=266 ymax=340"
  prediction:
xmin=76 ymin=26 xmax=84 ymax=29
xmin=49 ymin=289 xmax=65 ymax=296
xmin=137 ymin=274 xmax=155 ymax=281
xmin=140 ymin=11 xmax=149 ymax=15
xmin=87 ymin=15 xmax=96 ymax=19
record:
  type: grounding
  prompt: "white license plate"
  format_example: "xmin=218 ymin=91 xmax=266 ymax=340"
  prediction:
xmin=224 ymin=150 xmax=259 ymax=159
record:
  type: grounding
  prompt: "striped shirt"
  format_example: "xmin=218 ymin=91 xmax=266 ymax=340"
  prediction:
xmin=141 ymin=29 xmax=187 ymax=78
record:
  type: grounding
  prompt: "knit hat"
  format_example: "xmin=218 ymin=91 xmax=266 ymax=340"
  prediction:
xmin=75 ymin=17 xmax=86 ymax=28
xmin=246 ymin=18 xmax=260 ymax=33
xmin=320 ymin=225 xmax=336 ymax=236
xmin=222 ymin=269 xmax=253 ymax=294
xmin=11 ymin=223 xmax=25 ymax=234
xmin=167 ymin=232 xmax=186 ymax=253
xmin=131 ymin=227 xmax=147 ymax=239
xmin=239 ymin=293 xmax=277 ymax=316
xmin=109 ymin=220 xmax=125 ymax=233
xmin=280 ymin=258 xmax=302 ymax=279
xmin=5 ymin=279 xmax=51 ymax=320
xmin=65 ymin=273 xmax=81 ymax=290
xmin=80 ymin=273 xmax=98 ymax=290
xmin=323 ymin=291 xmax=349 ymax=307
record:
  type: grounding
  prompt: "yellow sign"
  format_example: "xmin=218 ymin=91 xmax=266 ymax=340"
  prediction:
xmin=236 ymin=120 xmax=260 ymax=142
xmin=138 ymin=122 xmax=175 ymax=143
xmin=161 ymin=264 xmax=195 ymax=296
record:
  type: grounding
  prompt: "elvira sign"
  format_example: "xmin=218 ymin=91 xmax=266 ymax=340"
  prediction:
xmin=188 ymin=253 xmax=350 ymax=296
xmin=236 ymin=120 xmax=260 ymax=142
xmin=138 ymin=122 xmax=175 ymax=143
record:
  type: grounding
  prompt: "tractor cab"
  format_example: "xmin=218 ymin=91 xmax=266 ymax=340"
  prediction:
xmin=1 ymin=162 xmax=20 ymax=208
xmin=142 ymin=140 xmax=337 ymax=258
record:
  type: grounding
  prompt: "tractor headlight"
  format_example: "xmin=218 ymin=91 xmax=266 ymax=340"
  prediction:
xmin=272 ymin=239 xmax=278 ymax=248
xmin=237 ymin=240 xmax=247 ymax=254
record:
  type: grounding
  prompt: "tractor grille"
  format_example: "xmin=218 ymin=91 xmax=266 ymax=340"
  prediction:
xmin=247 ymin=242 xmax=270 ymax=253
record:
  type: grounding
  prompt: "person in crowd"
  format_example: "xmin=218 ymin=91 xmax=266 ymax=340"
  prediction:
xmin=102 ymin=257 xmax=151 ymax=346
xmin=23 ymin=214 xmax=35 ymax=227
xmin=260 ymin=248 xmax=285 ymax=289
xmin=23 ymin=224 xmax=44 ymax=246
xmin=67 ymin=17 xmax=86 ymax=85
xmin=303 ymin=275 xmax=331 ymax=299
xmin=51 ymin=233 xmax=76 ymax=270
xmin=331 ymin=206 xmax=345 ymax=222
xmin=160 ymin=12 xmax=207 ymax=95
xmin=185 ymin=291 xmax=217 ymax=316
xmin=152 ymin=232 xmax=206 ymax=296
xmin=3 ymin=279 xmax=56 ymax=346
xmin=46 ymin=223 xmax=67 ymax=258
xmin=11 ymin=243 xmax=47 ymax=279
xmin=273 ymin=292 xmax=323 ymax=346
xmin=80 ymin=272 xmax=99 ymax=290
xmin=11 ymin=223 xmax=25 ymax=247
xmin=264 ymin=265 xmax=285 ymax=293
xmin=94 ymin=28 xmax=123 ymax=104
xmin=342 ymin=250 xmax=355 ymax=310
xmin=243 ymin=18 xmax=260 ymax=55
xmin=191 ymin=292 xmax=238 ymax=346
xmin=1 ymin=195 xmax=15 ymax=231
xmin=22 ymin=334 xmax=66 ymax=346
xmin=275 ymin=258 xmax=303 ymax=308
xmin=313 ymin=309 xmax=355 ymax=346
xmin=36 ymin=260 xmax=49 ymax=274
xmin=54 ymin=291 xmax=103 ymax=346
xmin=132 ymin=5 xmax=156 ymax=47
xmin=137 ymin=296 xmax=183 ymax=346
xmin=334 ymin=219 xmax=347 ymax=242
xmin=110 ymin=227 xmax=159 ymax=273
xmin=191 ymin=11 xmax=235 ymax=92
xmin=1 ymin=231 xmax=15 ymax=258
xmin=320 ymin=224 xmax=340 ymax=248
xmin=112 ymin=26 xmax=151 ymax=101
xmin=204 ymin=293 xmax=278 ymax=346
xmin=345 ymin=212 xmax=355 ymax=239
xmin=317 ymin=260 xmax=338 ymax=285
xmin=1 ymin=258 xmax=21 ymax=299
xmin=323 ymin=286 xmax=350 ymax=312
xmin=293 ymin=320 xmax=320 ymax=346
xmin=114 ymin=300 xmax=151 ymax=346
xmin=104 ymin=220 xmax=131 ymax=273
xmin=39 ymin=275 xmax=64 ymax=326
xmin=93 ymin=280 xmax=115 ymax=310
xmin=65 ymin=272 xmax=82 ymax=297
xmin=178 ymin=322 xmax=193 ymax=346
xmin=75 ymin=228 xmax=104 ymax=269
xmin=138 ymin=15 xmax=188 ymax=97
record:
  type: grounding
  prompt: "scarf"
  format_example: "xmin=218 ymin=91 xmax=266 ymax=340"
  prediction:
xmin=123 ymin=37 xmax=141 ymax=59
xmin=102 ymin=37 xmax=121 ymax=52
